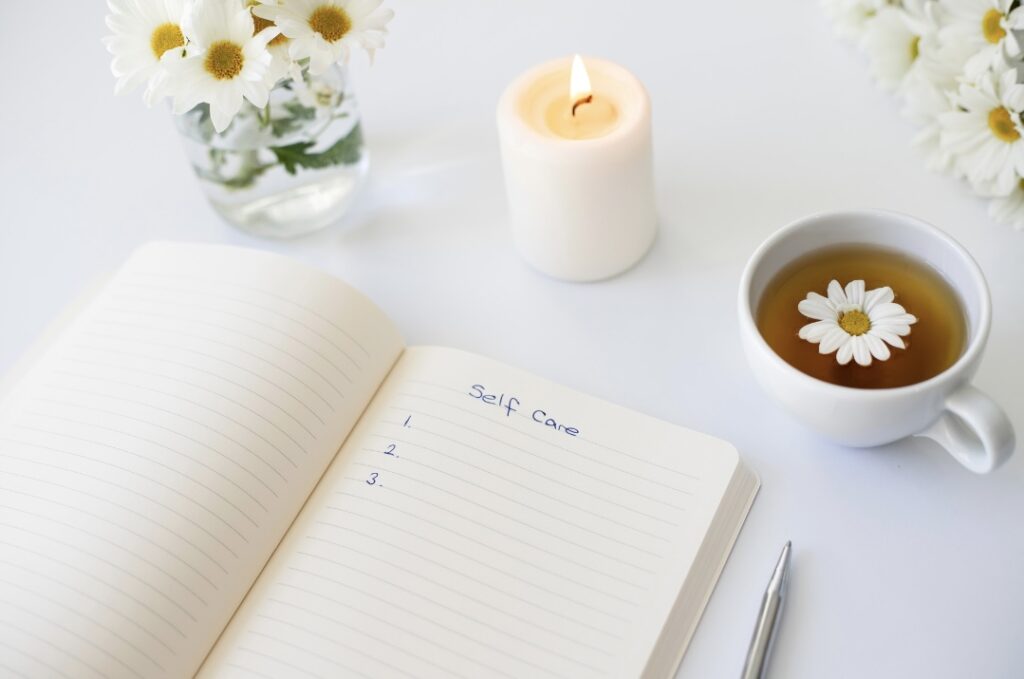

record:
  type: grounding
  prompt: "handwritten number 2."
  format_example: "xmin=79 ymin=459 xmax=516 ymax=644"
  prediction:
xmin=366 ymin=472 xmax=379 ymax=486
xmin=383 ymin=444 xmax=398 ymax=458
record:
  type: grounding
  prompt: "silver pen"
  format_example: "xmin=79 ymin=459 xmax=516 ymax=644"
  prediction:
xmin=740 ymin=541 xmax=792 ymax=679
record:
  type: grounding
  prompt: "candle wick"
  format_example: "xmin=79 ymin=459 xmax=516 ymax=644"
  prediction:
xmin=572 ymin=95 xmax=593 ymax=117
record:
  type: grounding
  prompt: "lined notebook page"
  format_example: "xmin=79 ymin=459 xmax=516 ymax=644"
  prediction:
xmin=199 ymin=346 xmax=741 ymax=679
xmin=0 ymin=243 xmax=403 ymax=678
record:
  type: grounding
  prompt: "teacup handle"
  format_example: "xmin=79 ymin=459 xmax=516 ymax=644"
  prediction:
xmin=917 ymin=385 xmax=1016 ymax=474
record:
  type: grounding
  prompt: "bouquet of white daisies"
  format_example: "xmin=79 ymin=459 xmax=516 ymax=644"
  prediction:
xmin=104 ymin=0 xmax=393 ymax=132
xmin=824 ymin=0 xmax=1024 ymax=229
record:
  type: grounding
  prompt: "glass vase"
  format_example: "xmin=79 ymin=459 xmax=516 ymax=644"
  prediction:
xmin=175 ymin=64 xmax=369 ymax=239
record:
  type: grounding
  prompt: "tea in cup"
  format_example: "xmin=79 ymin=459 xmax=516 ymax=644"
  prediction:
xmin=738 ymin=209 xmax=1015 ymax=473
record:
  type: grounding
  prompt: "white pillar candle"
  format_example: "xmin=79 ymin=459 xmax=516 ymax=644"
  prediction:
xmin=497 ymin=55 xmax=656 ymax=282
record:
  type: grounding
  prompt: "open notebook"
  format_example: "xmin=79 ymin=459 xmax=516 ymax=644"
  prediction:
xmin=0 ymin=243 xmax=758 ymax=679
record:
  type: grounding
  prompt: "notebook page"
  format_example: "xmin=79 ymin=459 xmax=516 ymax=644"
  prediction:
xmin=0 ymin=243 xmax=403 ymax=678
xmin=199 ymin=346 xmax=740 ymax=679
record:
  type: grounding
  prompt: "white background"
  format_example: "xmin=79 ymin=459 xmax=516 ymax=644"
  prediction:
xmin=1 ymin=2 xmax=1022 ymax=678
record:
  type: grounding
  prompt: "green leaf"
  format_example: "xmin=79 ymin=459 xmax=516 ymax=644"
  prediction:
xmin=270 ymin=124 xmax=364 ymax=175
xmin=270 ymin=101 xmax=317 ymax=137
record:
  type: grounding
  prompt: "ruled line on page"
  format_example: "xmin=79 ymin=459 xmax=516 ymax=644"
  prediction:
xmin=294 ymin=542 xmax=612 ymax=656
xmin=401 ymin=380 xmax=702 ymax=480
xmin=250 ymin=622 xmax=421 ymax=679
xmin=317 ymin=512 xmax=622 ymax=622
xmin=370 ymin=429 xmax=686 ymax=518
xmin=70 ymin=342 xmax=328 ymax=425
xmin=0 ymin=488 xmax=218 ymax=590
xmin=329 ymin=491 xmax=638 ymax=606
xmin=52 ymin=366 xmax=309 ymax=450
xmin=0 ymin=506 xmax=211 ymax=608
xmin=0 ymin=453 xmax=238 ymax=565
xmin=124 ymin=272 xmax=373 ymax=360
xmin=64 ymin=355 xmax=317 ymax=437
xmin=265 ymin=590 xmax=518 ymax=679
xmin=231 ymin=646 xmax=336 ymax=679
xmin=275 ymin=574 xmax=576 ymax=679
xmin=0 ymin=438 xmax=250 ymax=545
xmin=0 ymin=630 xmax=80 ymax=679
xmin=88 ymin=318 xmax=348 ymax=398
xmin=49 ymin=371 xmax=304 ymax=468
xmin=339 ymin=482 xmax=650 ymax=589
xmin=114 ymin=281 xmax=368 ymax=369
xmin=359 ymin=445 xmax=671 ymax=540
xmin=36 ymin=385 xmax=292 ymax=481
xmin=308 ymin=523 xmax=621 ymax=638
xmin=384 ymin=405 xmax=693 ymax=503
xmin=349 ymin=460 xmax=662 ymax=564
xmin=0 ymin=523 xmax=198 ymax=624
xmin=27 ymin=411 xmax=271 ymax=510
xmin=0 ymin=557 xmax=177 ymax=654
xmin=96 ymin=306 xmax=355 ymax=385
xmin=78 ymin=331 xmax=336 ymax=414
xmin=8 ymin=425 xmax=260 ymax=532
xmin=0 ymin=577 xmax=165 ymax=673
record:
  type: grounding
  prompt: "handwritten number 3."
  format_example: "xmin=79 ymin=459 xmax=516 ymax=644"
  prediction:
xmin=366 ymin=472 xmax=379 ymax=486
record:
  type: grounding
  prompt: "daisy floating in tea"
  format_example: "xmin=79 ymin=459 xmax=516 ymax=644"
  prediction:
xmin=797 ymin=280 xmax=918 ymax=367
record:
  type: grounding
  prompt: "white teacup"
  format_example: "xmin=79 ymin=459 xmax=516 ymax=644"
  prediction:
xmin=738 ymin=209 xmax=1015 ymax=473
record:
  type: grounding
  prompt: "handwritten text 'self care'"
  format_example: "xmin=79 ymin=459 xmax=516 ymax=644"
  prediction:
xmin=468 ymin=384 xmax=580 ymax=437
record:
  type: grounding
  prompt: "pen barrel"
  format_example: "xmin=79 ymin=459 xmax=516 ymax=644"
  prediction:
xmin=739 ymin=591 xmax=783 ymax=679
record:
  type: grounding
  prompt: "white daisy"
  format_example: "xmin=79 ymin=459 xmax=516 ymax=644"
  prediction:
xmin=989 ymin=178 xmax=1024 ymax=228
xmin=860 ymin=1 xmax=938 ymax=92
xmin=901 ymin=3 xmax=963 ymax=174
xmin=167 ymin=0 xmax=279 ymax=132
xmin=254 ymin=0 xmax=394 ymax=75
xmin=798 ymin=280 xmax=918 ymax=367
xmin=939 ymin=62 xmax=1024 ymax=195
xmin=822 ymin=0 xmax=892 ymax=42
xmin=296 ymin=76 xmax=343 ymax=111
xmin=938 ymin=0 xmax=1024 ymax=79
xmin=247 ymin=1 xmax=300 ymax=85
xmin=103 ymin=0 xmax=187 ymax=104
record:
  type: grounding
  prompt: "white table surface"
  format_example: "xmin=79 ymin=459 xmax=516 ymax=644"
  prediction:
xmin=2 ymin=2 xmax=1022 ymax=678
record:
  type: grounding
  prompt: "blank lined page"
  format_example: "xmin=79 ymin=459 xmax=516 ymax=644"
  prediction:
xmin=199 ymin=346 xmax=741 ymax=679
xmin=0 ymin=243 xmax=403 ymax=678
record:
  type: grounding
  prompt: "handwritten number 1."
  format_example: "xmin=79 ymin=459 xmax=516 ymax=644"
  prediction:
xmin=366 ymin=472 xmax=379 ymax=486
xmin=403 ymin=415 xmax=412 ymax=428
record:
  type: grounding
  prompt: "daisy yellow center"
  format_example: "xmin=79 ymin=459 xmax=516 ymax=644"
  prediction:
xmin=988 ymin=107 xmax=1020 ymax=142
xmin=838 ymin=309 xmax=871 ymax=336
xmin=150 ymin=22 xmax=185 ymax=60
xmin=910 ymin=36 xmax=920 ymax=61
xmin=982 ymin=9 xmax=1006 ymax=44
xmin=204 ymin=41 xmax=245 ymax=80
xmin=252 ymin=13 xmax=289 ymax=47
xmin=309 ymin=5 xmax=352 ymax=43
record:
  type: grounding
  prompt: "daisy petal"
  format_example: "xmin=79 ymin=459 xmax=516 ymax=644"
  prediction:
xmin=798 ymin=297 xmax=838 ymax=321
xmin=872 ymin=328 xmax=906 ymax=348
xmin=873 ymin=313 xmax=918 ymax=327
xmin=827 ymin=280 xmax=848 ymax=307
xmin=845 ymin=280 xmax=866 ymax=307
xmin=864 ymin=333 xmax=891 ymax=361
xmin=852 ymin=336 xmax=872 ymax=366
xmin=836 ymin=338 xmax=855 ymax=365
xmin=863 ymin=286 xmax=894 ymax=312
xmin=870 ymin=302 xmax=912 ymax=319
xmin=819 ymin=327 xmax=850 ymax=354
xmin=799 ymin=320 xmax=837 ymax=342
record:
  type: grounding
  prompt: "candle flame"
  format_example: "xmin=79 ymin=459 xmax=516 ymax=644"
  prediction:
xmin=570 ymin=54 xmax=592 ymax=116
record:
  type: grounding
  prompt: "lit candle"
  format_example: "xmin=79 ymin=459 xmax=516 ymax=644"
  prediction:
xmin=497 ymin=55 xmax=656 ymax=282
